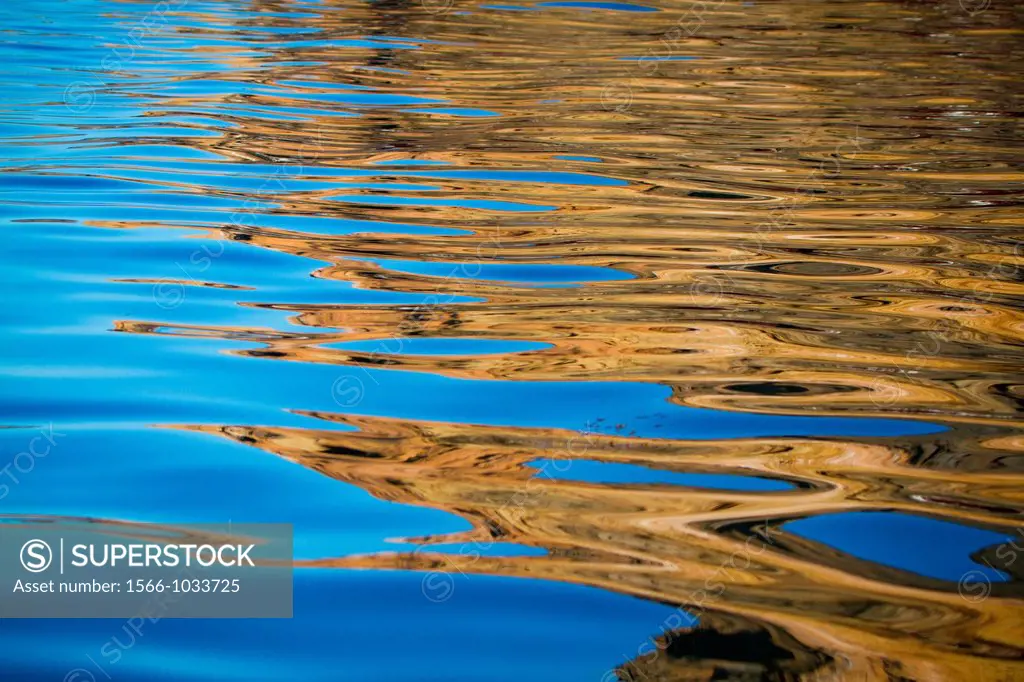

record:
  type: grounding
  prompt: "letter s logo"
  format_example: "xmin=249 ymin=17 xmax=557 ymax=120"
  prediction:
xmin=20 ymin=539 xmax=52 ymax=573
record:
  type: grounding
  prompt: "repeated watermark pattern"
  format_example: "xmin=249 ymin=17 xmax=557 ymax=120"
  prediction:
xmin=416 ymin=424 xmax=596 ymax=603
xmin=958 ymin=528 xmax=1023 ymax=603
xmin=600 ymin=521 xmax=783 ymax=681
xmin=601 ymin=0 xmax=730 ymax=114
xmin=688 ymin=124 xmax=867 ymax=309
xmin=959 ymin=0 xmax=992 ymax=16
xmin=0 ymin=424 xmax=64 ymax=502
xmin=867 ymin=250 xmax=1019 ymax=408
xmin=330 ymin=226 xmax=506 ymax=409
xmin=420 ymin=0 xmax=456 ymax=15
xmin=153 ymin=128 xmax=325 ymax=310
xmin=62 ymin=565 xmax=199 ymax=682
xmin=64 ymin=0 xmax=190 ymax=115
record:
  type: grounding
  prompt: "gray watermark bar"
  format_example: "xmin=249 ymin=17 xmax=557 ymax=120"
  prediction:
xmin=0 ymin=520 xmax=292 ymax=618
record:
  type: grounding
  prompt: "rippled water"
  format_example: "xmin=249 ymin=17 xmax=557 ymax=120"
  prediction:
xmin=2 ymin=0 xmax=1023 ymax=679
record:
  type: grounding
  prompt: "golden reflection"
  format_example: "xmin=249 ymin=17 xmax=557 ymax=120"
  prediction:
xmin=183 ymin=417 xmax=1024 ymax=679
xmin=98 ymin=0 xmax=1024 ymax=677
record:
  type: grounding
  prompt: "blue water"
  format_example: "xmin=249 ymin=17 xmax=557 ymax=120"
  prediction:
xmin=421 ymin=542 xmax=549 ymax=557
xmin=4 ymin=570 xmax=692 ymax=682
xmin=530 ymin=459 xmax=795 ymax=491
xmin=786 ymin=512 xmax=1015 ymax=583
xmin=538 ymin=2 xmax=658 ymax=11
xmin=1 ymin=0 xmax=1015 ymax=678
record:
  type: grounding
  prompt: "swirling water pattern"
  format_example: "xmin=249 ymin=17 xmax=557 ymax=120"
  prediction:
xmin=1 ymin=0 xmax=1022 ymax=679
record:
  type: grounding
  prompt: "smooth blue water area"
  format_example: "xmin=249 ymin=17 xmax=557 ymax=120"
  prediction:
xmin=0 ymin=570 xmax=694 ymax=682
xmin=404 ymin=107 xmax=503 ymax=117
xmin=538 ymin=1 xmax=659 ymax=11
xmin=785 ymin=511 xmax=1015 ymax=582
xmin=328 ymin=195 xmax=556 ymax=211
xmin=530 ymin=459 xmax=794 ymax=491
xmin=421 ymin=543 xmax=549 ymax=557
xmin=0 ymin=170 xmax=439 ymax=194
xmin=276 ymin=79 xmax=375 ymax=91
xmin=2 ymin=223 xmax=481 ymax=312
xmin=0 ymin=427 xmax=467 ymax=560
xmin=4 ymin=209 xmax=469 ymax=237
xmin=327 ymin=338 xmax=553 ymax=355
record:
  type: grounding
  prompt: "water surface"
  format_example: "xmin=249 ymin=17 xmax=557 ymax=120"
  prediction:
xmin=1 ymin=0 xmax=1022 ymax=679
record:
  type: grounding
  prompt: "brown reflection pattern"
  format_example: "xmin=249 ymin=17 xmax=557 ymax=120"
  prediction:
xmin=111 ymin=0 xmax=1024 ymax=678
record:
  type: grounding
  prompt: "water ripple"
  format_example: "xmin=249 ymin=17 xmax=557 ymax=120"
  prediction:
xmin=1 ymin=0 xmax=1022 ymax=679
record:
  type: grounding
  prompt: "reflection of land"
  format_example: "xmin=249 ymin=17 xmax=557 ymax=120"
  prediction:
xmin=15 ymin=0 xmax=1022 ymax=677
xmin=183 ymin=417 xmax=1024 ymax=679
